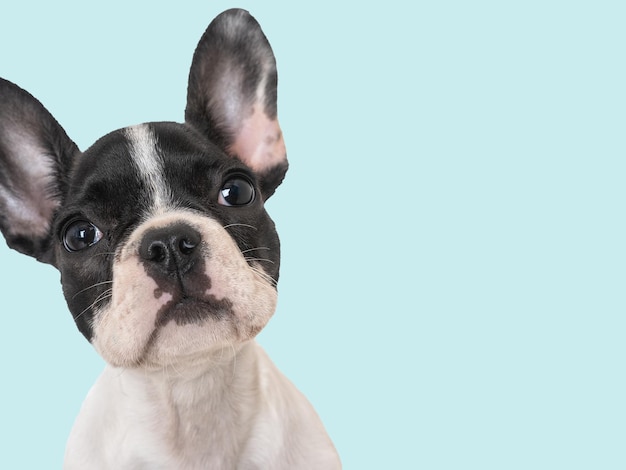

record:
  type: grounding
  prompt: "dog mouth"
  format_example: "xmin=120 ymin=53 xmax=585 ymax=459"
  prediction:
xmin=146 ymin=251 xmax=235 ymax=327
xmin=156 ymin=293 xmax=234 ymax=327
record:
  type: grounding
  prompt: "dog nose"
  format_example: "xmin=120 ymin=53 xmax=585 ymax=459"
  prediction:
xmin=139 ymin=223 xmax=202 ymax=276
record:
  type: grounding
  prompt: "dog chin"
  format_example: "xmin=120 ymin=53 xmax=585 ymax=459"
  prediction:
xmin=93 ymin=315 xmax=227 ymax=369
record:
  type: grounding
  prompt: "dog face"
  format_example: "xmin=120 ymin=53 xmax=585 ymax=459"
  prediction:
xmin=56 ymin=122 xmax=282 ymax=368
xmin=0 ymin=9 xmax=287 ymax=368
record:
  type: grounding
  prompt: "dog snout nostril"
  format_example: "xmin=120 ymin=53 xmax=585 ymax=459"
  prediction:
xmin=179 ymin=237 xmax=198 ymax=255
xmin=147 ymin=240 xmax=171 ymax=263
xmin=139 ymin=223 xmax=202 ymax=275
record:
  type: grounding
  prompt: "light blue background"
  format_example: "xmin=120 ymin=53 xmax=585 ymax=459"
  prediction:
xmin=1 ymin=1 xmax=625 ymax=468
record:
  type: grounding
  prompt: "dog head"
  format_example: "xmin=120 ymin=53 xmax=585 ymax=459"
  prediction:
xmin=0 ymin=9 xmax=287 ymax=368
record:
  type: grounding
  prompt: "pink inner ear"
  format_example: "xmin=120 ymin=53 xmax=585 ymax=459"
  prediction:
xmin=1 ymin=129 xmax=60 ymax=239
xmin=229 ymin=106 xmax=286 ymax=173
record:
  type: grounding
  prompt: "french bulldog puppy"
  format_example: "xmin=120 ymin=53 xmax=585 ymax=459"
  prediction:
xmin=0 ymin=8 xmax=340 ymax=469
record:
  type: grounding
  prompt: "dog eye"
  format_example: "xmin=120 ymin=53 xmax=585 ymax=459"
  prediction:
xmin=62 ymin=220 xmax=103 ymax=252
xmin=218 ymin=176 xmax=255 ymax=207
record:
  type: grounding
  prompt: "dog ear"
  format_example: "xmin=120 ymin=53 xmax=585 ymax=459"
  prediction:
xmin=0 ymin=78 xmax=79 ymax=264
xmin=185 ymin=9 xmax=287 ymax=199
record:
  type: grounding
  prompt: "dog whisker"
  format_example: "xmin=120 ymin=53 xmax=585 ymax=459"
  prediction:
xmin=253 ymin=277 xmax=277 ymax=291
xmin=240 ymin=247 xmax=270 ymax=254
xmin=90 ymin=289 xmax=113 ymax=306
xmin=222 ymin=223 xmax=258 ymax=231
xmin=72 ymin=280 xmax=114 ymax=300
xmin=252 ymin=266 xmax=276 ymax=282
xmin=249 ymin=265 xmax=277 ymax=287
xmin=74 ymin=288 xmax=113 ymax=321
xmin=90 ymin=251 xmax=117 ymax=258
xmin=244 ymin=257 xmax=275 ymax=264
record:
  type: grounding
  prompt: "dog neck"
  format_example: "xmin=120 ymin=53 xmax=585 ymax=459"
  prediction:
xmin=103 ymin=341 xmax=263 ymax=465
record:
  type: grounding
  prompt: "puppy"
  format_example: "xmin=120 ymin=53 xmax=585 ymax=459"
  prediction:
xmin=0 ymin=9 xmax=340 ymax=469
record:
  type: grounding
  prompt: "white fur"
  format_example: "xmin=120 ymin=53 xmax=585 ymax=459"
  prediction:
xmin=125 ymin=124 xmax=171 ymax=215
xmin=64 ymin=342 xmax=340 ymax=469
